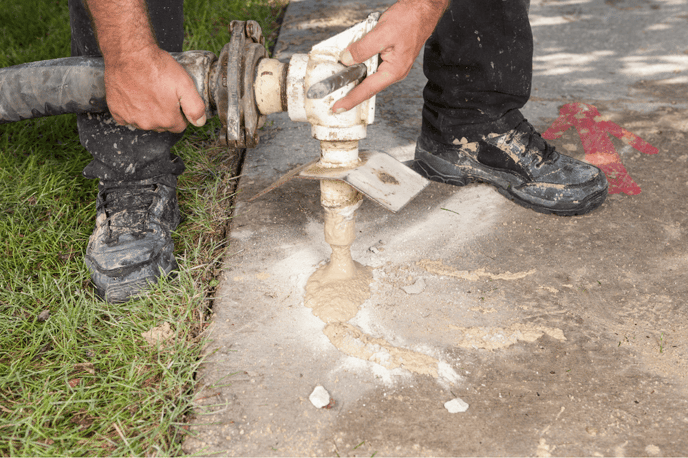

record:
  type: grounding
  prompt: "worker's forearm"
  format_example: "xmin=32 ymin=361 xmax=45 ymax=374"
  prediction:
xmin=398 ymin=0 xmax=450 ymax=16
xmin=85 ymin=0 xmax=157 ymax=63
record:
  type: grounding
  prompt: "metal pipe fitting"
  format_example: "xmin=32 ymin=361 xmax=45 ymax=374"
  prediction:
xmin=254 ymin=58 xmax=288 ymax=115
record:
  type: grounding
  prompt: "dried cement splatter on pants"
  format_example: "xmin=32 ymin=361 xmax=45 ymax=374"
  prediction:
xmin=323 ymin=322 xmax=440 ymax=378
xmin=418 ymin=259 xmax=535 ymax=281
xmin=450 ymin=322 xmax=566 ymax=351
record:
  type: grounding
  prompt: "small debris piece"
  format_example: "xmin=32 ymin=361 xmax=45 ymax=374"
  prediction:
xmin=402 ymin=278 xmax=426 ymax=295
xmin=309 ymin=385 xmax=331 ymax=408
xmin=37 ymin=310 xmax=50 ymax=322
xmin=141 ymin=322 xmax=174 ymax=347
xmin=368 ymin=240 xmax=385 ymax=253
xmin=444 ymin=397 xmax=469 ymax=413
xmin=645 ymin=445 xmax=661 ymax=456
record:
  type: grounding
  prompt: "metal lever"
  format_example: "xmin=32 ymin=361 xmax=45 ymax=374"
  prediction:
xmin=306 ymin=63 xmax=367 ymax=99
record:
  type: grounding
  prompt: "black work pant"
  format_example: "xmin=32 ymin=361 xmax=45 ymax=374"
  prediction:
xmin=422 ymin=0 xmax=533 ymax=144
xmin=68 ymin=0 xmax=186 ymax=182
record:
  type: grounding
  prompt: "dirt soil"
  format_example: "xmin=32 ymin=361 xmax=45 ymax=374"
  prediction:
xmin=183 ymin=0 xmax=688 ymax=456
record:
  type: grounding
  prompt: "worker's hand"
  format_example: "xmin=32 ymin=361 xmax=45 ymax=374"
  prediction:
xmin=331 ymin=0 xmax=449 ymax=114
xmin=103 ymin=45 xmax=207 ymax=133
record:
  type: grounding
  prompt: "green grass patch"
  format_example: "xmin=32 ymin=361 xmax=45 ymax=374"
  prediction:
xmin=0 ymin=0 xmax=286 ymax=455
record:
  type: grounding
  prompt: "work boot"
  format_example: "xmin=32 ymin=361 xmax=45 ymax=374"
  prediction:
xmin=413 ymin=119 xmax=608 ymax=216
xmin=84 ymin=175 xmax=181 ymax=303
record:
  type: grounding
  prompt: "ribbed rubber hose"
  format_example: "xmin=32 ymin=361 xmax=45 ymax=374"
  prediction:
xmin=0 ymin=51 xmax=216 ymax=124
xmin=0 ymin=57 xmax=108 ymax=124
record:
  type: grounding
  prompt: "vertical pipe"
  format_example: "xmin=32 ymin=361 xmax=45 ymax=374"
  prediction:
xmin=318 ymin=140 xmax=363 ymax=281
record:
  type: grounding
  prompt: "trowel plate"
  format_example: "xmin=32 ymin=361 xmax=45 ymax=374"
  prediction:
xmin=298 ymin=150 xmax=429 ymax=212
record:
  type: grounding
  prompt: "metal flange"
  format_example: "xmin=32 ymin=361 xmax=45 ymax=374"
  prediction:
xmin=212 ymin=20 xmax=267 ymax=149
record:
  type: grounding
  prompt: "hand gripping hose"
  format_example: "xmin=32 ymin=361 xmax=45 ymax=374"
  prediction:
xmin=0 ymin=51 xmax=216 ymax=125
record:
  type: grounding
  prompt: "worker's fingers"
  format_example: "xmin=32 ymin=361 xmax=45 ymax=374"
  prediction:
xmin=178 ymin=78 xmax=207 ymax=128
xmin=340 ymin=27 xmax=389 ymax=67
xmin=331 ymin=61 xmax=402 ymax=113
xmin=166 ymin=111 xmax=188 ymax=134
xmin=331 ymin=0 xmax=448 ymax=114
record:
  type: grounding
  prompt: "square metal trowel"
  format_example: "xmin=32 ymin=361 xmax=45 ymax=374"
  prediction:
xmin=249 ymin=151 xmax=429 ymax=213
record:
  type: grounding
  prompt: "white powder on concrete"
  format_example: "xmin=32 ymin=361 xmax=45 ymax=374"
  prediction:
xmin=332 ymin=355 xmax=411 ymax=388
xmin=358 ymin=186 xmax=504 ymax=267
xmin=437 ymin=361 xmax=462 ymax=388
xmin=352 ymin=304 xmax=462 ymax=387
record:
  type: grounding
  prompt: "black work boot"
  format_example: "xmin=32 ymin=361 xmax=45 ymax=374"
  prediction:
xmin=413 ymin=119 xmax=608 ymax=216
xmin=84 ymin=175 xmax=181 ymax=303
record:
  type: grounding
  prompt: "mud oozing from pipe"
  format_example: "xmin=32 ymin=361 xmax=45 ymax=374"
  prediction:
xmin=303 ymin=199 xmax=454 ymax=382
xmin=305 ymin=205 xmax=372 ymax=323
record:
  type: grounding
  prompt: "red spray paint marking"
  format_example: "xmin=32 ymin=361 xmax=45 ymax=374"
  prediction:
xmin=542 ymin=102 xmax=658 ymax=195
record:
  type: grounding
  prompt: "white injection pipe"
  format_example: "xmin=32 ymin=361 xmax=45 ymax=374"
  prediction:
xmin=293 ymin=14 xmax=379 ymax=279
xmin=253 ymin=13 xmax=380 ymax=280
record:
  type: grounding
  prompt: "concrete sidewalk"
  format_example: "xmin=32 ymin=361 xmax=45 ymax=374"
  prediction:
xmin=184 ymin=0 xmax=688 ymax=455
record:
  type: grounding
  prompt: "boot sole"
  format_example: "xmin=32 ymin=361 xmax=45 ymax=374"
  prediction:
xmin=87 ymin=241 xmax=178 ymax=303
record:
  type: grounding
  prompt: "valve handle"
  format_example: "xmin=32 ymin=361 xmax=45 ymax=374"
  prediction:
xmin=306 ymin=63 xmax=367 ymax=99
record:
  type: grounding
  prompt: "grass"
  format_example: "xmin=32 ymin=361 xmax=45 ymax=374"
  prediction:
xmin=0 ymin=0 xmax=286 ymax=455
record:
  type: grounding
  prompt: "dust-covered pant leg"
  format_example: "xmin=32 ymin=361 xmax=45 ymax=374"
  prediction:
xmin=68 ymin=0 xmax=187 ymax=181
xmin=422 ymin=0 xmax=533 ymax=143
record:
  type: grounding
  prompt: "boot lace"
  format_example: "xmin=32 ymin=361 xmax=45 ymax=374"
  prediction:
xmin=506 ymin=119 xmax=557 ymax=166
xmin=98 ymin=181 xmax=158 ymax=239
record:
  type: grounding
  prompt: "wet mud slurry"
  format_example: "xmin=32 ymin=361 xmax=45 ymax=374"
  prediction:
xmin=323 ymin=322 xmax=441 ymax=378
xmin=304 ymin=249 xmax=372 ymax=324
xmin=304 ymin=204 xmax=372 ymax=323
xmin=304 ymin=204 xmax=451 ymax=379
